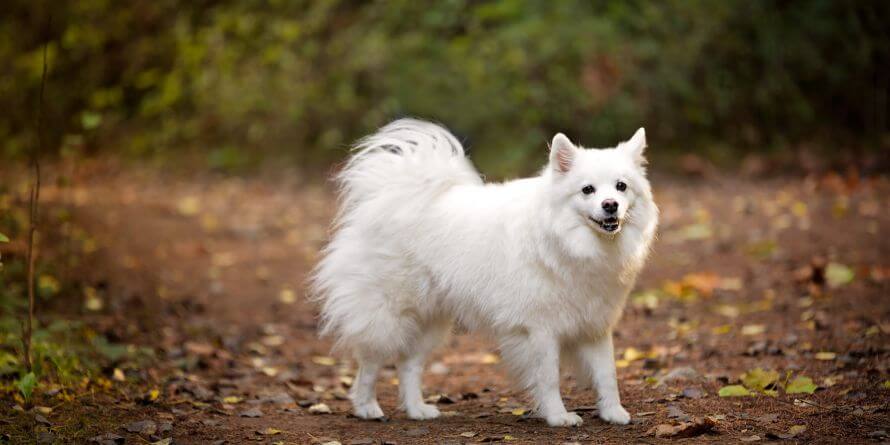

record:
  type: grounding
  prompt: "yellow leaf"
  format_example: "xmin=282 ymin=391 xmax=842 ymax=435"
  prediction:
xmin=84 ymin=286 xmax=103 ymax=311
xmin=511 ymin=408 xmax=527 ymax=416
xmin=112 ymin=368 xmax=125 ymax=382
xmin=504 ymin=435 xmax=516 ymax=441
xmin=741 ymin=368 xmax=779 ymax=392
xmin=279 ymin=288 xmax=296 ymax=304
xmin=712 ymin=324 xmax=732 ymax=335
xmin=714 ymin=305 xmax=740 ymax=318
xmin=312 ymin=356 xmax=336 ymax=366
xmin=223 ymin=396 xmax=243 ymax=404
xmin=177 ymin=196 xmax=201 ymax=216
xmin=624 ymin=347 xmax=643 ymax=361
xmin=260 ymin=427 xmax=282 ymax=435
xmin=148 ymin=389 xmax=160 ymax=402
xmin=741 ymin=324 xmax=766 ymax=336
xmin=615 ymin=359 xmax=630 ymax=368
xmin=814 ymin=352 xmax=836 ymax=361
xmin=481 ymin=353 xmax=500 ymax=364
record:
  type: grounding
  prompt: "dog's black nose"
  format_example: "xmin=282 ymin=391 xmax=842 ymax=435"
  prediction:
xmin=602 ymin=199 xmax=619 ymax=214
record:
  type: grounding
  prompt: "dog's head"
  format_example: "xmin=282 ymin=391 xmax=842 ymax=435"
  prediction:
xmin=546 ymin=128 xmax=653 ymax=239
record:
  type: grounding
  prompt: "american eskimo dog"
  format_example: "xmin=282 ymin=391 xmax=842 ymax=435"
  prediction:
xmin=311 ymin=119 xmax=658 ymax=426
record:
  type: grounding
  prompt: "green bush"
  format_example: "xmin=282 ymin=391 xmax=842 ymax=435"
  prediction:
xmin=2 ymin=0 xmax=886 ymax=175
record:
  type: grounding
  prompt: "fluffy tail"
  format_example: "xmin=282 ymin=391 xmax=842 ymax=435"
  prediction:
xmin=334 ymin=118 xmax=480 ymax=221
xmin=309 ymin=119 xmax=480 ymax=351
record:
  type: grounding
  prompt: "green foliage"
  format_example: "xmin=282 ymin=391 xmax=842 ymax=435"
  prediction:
xmin=16 ymin=372 xmax=37 ymax=401
xmin=0 ymin=211 xmax=145 ymax=389
xmin=1 ymin=1 xmax=886 ymax=175
xmin=0 ymin=232 xmax=9 ymax=243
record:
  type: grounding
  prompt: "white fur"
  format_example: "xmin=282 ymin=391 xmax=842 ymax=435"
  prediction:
xmin=311 ymin=119 xmax=658 ymax=427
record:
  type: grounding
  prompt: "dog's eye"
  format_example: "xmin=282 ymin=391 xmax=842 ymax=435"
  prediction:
xmin=581 ymin=185 xmax=595 ymax=195
xmin=616 ymin=181 xmax=627 ymax=192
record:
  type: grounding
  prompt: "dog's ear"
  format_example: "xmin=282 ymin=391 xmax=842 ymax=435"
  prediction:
xmin=618 ymin=128 xmax=647 ymax=166
xmin=549 ymin=133 xmax=575 ymax=174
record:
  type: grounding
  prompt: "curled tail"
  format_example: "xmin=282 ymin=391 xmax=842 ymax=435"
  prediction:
xmin=310 ymin=119 xmax=480 ymax=351
xmin=335 ymin=118 xmax=481 ymax=220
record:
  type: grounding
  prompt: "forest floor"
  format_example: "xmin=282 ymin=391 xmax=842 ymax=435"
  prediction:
xmin=1 ymin=160 xmax=889 ymax=444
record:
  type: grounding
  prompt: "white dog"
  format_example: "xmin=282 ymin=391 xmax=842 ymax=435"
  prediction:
xmin=311 ymin=119 xmax=658 ymax=427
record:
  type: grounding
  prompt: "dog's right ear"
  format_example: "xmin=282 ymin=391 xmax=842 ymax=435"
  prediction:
xmin=549 ymin=133 xmax=575 ymax=174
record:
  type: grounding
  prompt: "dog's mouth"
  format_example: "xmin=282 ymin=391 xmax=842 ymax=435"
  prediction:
xmin=588 ymin=216 xmax=621 ymax=233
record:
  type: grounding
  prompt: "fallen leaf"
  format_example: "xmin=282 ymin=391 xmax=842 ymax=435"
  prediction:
xmin=405 ymin=427 xmax=429 ymax=437
xmin=766 ymin=424 xmax=807 ymax=440
xmin=814 ymin=351 xmax=836 ymax=361
xmin=460 ymin=432 xmax=477 ymax=438
xmin=647 ymin=416 xmax=716 ymax=438
xmin=741 ymin=368 xmax=779 ymax=393
xmin=150 ymin=439 xmax=172 ymax=445
xmin=34 ymin=414 xmax=51 ymax=425
xmin=623 ymin=347 xmax=645 ymax=361
xmin=312 ymin=356 xmax=336 ymax=366
xmin=177 ymin=196 xmax=201 ymax=216
xmin=681 ymin=387 xmax=705 ymax=399
xmin=240 ymin=408 xmax=263 ymax=418
xmin=786 ymin=376 xmax=817 ymax=394
xmin=718 ymin=385 xmax=752 ymax=397
xmin=124 ymin=420 xmax=157 ymax=436
xmin=279 ymin=288 xmax=296 ymax=304
xmin=481 ymin=353 xmax=500 ymax=364
xmin=308 ymin=403 xmax=332 ymax=414
xmin=258 ymin=427 xmax=282 ymax=436
xmin=112 ymin=368 xmax=125 ymax=382
xmin=223 ymin=396 xmax=242 ymax=404
xmin=510 ymin=408 xmax=527 ymax=416
xmin=740 ymin=435 xmax=761 ymax=442
xmin=741 ymin=324 xmax=766 ymax=336
xmin=826 ymin=263 xmax=854 ymax=288
xmin=89 ymin=433 xmax=125 ymax=445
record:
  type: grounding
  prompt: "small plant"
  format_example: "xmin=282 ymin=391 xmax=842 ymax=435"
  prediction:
xmin=16 ymin=371 xmax=36 ymax=403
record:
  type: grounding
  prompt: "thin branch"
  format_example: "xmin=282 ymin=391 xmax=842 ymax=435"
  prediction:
xmin=24 ymin=13 xmax=51 ymax=373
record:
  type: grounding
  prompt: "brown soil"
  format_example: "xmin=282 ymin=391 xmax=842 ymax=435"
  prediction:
xmin=3 ymin=162 xmax=889 ymax=444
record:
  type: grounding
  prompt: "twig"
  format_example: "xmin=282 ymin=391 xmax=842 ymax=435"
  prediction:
xmin=771 ymin=396 xmax=890 ymax=430
xmin=23 ymin=15 xmax=51 ymax=373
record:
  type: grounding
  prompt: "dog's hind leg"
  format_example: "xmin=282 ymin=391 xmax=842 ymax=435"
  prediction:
xmin=398 ymin=322 xmax=448 ymax=420
xmin=350 ymin=359 xmax=384 ymax=419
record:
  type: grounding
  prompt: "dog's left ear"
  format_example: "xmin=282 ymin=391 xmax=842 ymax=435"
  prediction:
xmin=618 ymin=128 xmax=647 ymax=166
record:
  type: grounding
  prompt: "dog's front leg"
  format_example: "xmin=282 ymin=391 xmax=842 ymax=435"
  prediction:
xmin=577 ymin=332 xmax=631 ymax=424
xmin=501 ymin=331 xmax=582 ymax=427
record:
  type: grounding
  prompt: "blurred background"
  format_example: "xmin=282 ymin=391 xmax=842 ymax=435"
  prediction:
xmin=1 ymin=3 xmax=889 ymax=443
xmin=3 ymin=0 xmax=888 ymax=176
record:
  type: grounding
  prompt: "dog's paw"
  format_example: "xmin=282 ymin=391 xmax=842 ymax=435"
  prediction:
xmin=405 ymin=403 xmax=441 ymax=420
xmin=546 ymin=412 xmax=583 ymax=427
xmin=599 ymin=404 xmax=630 ymax=425
xmin=354 ymin=401 xmax=385 ymax=419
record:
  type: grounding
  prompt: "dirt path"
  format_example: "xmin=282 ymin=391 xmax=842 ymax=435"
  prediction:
xmin=18 ymin=165 xmax=890 ymax=443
